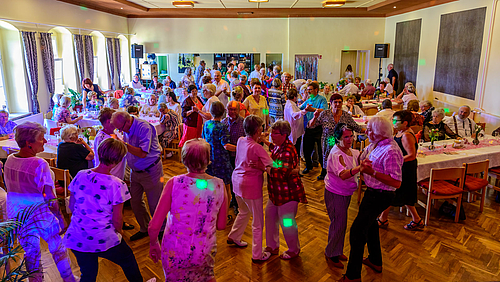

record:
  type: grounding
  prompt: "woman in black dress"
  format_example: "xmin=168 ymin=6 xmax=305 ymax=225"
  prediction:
xmin=377 ymin=110 xmax=424 ymax=230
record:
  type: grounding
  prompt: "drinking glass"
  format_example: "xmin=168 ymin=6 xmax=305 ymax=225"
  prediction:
xmin=418 ymin=138 xmax=424 ymax=147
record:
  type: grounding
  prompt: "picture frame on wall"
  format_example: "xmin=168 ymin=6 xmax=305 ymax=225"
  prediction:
xmin=178 ymin=53 xmax=195 ymax=73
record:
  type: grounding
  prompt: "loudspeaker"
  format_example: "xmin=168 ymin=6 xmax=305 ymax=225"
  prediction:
xmin=131 ymin=44 xmax=144 ymax=59
xmin=374 ymin=44 xmax=389 ymax=58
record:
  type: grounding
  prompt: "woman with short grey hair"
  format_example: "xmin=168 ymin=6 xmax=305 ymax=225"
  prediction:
xmin=228 ymin=115 xmax=275 ymax=262
xmin=422 ymin=108 xmax=458 ymax=141
xmin=5 ymin=121 xmax=76 ymax=282
xmin=260 ymin=120 xmax=306 ymax=260
xmin=140 ymin=93 xmax=160 ymax=117
xmin=56 ymin=124 xmax=94 ymax=177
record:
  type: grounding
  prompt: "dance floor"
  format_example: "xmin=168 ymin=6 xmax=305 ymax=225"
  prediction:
xmin=40 ymin=158 xmax=500 ymax=281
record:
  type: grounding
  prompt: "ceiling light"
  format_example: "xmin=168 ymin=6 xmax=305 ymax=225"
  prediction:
xmin=393 ymin=6 xmax=396 ymax=8
xmin=248 ymin=0 xmax=269 ymax=2
xmin=237 ymin=12 xmax=254 ymax=15
xmin=121 ymin=7 xmax=123 ymax=9
xmin=172 ymin=1 xmax=194 ymax=7
xmin=322 ymin=0 xmax=346 ymax=7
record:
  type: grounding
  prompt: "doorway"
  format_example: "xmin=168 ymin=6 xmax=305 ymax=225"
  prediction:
xmin=340 ymin=50 xmax=370 ymax=81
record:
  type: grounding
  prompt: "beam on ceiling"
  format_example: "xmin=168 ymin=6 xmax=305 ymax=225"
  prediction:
xmin=111 ymin=0 xmax=149 ymax=11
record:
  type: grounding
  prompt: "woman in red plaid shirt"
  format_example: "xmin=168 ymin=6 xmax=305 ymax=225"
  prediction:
xmin=261 ymin=120 xmax=307 ymax=260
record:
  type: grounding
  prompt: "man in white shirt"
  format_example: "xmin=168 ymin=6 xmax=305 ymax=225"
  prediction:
xmin=338 ymin=77 xmax=359 ymax=96
xmin=130 ymin=74 xmax=143 ymax=90
xmin=375 ymin=99 xmax=395 ymax=121
xmin=384 ymin=78 xmax=394 ymax=96
xmin=213 ymin=70 xmax=230 ymax=107
xmin=248 ymin=64 xmax=261 ymax=81
xmin=284 ymin=88 xmax=307 ymax=157
xmin=443 ymin=105 xmax=482 ymax=138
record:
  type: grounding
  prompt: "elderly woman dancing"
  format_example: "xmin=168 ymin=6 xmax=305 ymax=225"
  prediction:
xmin=260 ymin=120 xmax=306 ymax=260
xmin=324 ymin=123 xmax=361 ymax=269
xmin=227 ymin=115 xmax=274 ymax=262
xmin=4 ymin=122 xmax=75 ymax=282
xmin=149 ymin=139 xmax=227 ymax=281
xmin=339 ymin=116 xmax=403 ymax=282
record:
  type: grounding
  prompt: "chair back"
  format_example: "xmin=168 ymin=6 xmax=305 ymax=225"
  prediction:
xmin=364 ymin=107 xmax=378 ymax=116
xmin=50 ymin=167 xmax=72 ymax=192
xmin=114 ymin=90 xmax=124 ymax=99
xmin=463 ymin=159 xmax=489 ymax=179
xmin=44 ymin=158 xmax=56 ymax=167
xmin=429 ymin=167 xmax=465 ymax=189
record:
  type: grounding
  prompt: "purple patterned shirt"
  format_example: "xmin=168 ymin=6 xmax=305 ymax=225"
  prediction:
xmin=360 ymin=138 xmax=403 ymax=192
xmin=0 ymin=121 xmax=16 ymax=136
xmin=222 ymin=115 xmax=245 ymax=157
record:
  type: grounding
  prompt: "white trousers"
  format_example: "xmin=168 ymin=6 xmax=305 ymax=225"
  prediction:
xmin=265 ymin=200 xmax=300 ymax=254
xmin=228 ymin=196 xmax=264 ymax=260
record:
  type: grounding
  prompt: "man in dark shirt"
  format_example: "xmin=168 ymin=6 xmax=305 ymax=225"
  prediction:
xmin=387 ymin=64 xmax=399 ymax=93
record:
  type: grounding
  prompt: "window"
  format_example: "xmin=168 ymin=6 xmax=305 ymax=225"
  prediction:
xmin=94 ymin=56 xmax=98 ymax=82
xmin=54 ymin=58 xmax=64 ymax=94
xmin=0 ymin=58 xmax=6 ymax=110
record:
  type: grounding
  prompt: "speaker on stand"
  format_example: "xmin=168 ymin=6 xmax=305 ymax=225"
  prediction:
xmin=131 ymin=44 xmax=144 ymax=78
xmin=374 ymin=44 xmax=389 ymax=87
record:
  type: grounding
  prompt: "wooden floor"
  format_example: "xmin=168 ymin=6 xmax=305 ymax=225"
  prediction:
xmin=39 ymin=157 xmax=500 ymax=282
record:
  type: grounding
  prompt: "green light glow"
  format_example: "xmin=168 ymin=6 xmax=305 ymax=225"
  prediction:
xmin=199 ymin=27 xmax=204 ymax=32
xmin=196 ymin=179 xmax=208 ymax=190
xmin=80 ymin=5 xmax=88 ymax=10
xmin=444 ymin=108 xmax=450 ymax=113
xmin=262 ymin=109 xmax=269 ymax=115
xmin=328 ymin=136 xmax=336 ymax=146
xmin=418 ymin=59 xmax=426 ymax=66
xmin=237 ymin=34 xmax=242 ymax=39
xmin=273 ymin=159 xmax=283 ymax=168
xmin=283 ymin=218 xmax=293 ymax=228
xmin=154 ymin=43 xmax=159 ymax=48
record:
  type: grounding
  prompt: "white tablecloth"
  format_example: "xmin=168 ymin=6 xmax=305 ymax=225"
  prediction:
xmin=0 ymin=135 xmax=59 ymax=159
xmin=77 ymin=116 xmax=164 ymax=135
xmin=416 ymin=138 xmax=500 ymax=181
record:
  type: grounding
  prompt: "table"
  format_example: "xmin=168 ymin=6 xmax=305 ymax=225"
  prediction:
xmin=0 ymin=135 xmax=59 ymax=159
xmin=353 ymin=116 xmax=373 ymax=128
xmin=76 ymin=114 xmax=165 ymax=135
xmin=416 ymin=137 xmax=500 ymax=181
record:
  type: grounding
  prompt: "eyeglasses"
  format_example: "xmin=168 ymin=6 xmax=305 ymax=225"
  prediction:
xmin=392 ymin=119 xmax=401 ymax=124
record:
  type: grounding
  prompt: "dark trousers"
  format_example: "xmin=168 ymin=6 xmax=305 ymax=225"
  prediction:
xmin=303 ymin=127 xmax=323 ymax=170
xmin=345 ymin=188 xmax=395 ymax=280
xmin=72 ymin=239 xmax=143 ymax=282
xmin=229 ymin=156 xmax=238 ymax=209
xmin=294 ymin=136 xmax=302 ymax=159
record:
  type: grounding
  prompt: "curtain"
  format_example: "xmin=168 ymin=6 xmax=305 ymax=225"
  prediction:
xmin=114 ymin=38 xmax=121 ymax=89
xmin=106 ymin=37 xmax=115 ymax=90
xmin=74 ymin=34 xmax=85 ymax=91
xmin=39 ymin=32 xmax=55 ymax=110
xmin=21 ymin=31 xmax=40 ymax=114
xmin=84 ymin=35 xmax=94 ymax=84
xmin=295 ymin=55 xmax=319 ymax=81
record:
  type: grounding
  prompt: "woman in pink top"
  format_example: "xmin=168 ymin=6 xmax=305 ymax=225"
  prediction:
xmin=227 ymin=115 xmax=274 ymax=262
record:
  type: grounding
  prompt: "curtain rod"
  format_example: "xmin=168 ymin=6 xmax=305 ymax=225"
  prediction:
xmin=0 ymin=17 xmax=135 ymax=36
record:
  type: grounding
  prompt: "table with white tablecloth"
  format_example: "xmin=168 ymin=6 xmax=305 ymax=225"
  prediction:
xmin=77 ymin=115 xmax=165 ymax=135
xmin=416 ymin=138 xmax=500 ymax=181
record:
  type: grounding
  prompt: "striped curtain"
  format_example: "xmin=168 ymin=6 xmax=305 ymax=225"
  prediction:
xmin=106 ymin=37 xmax=115 ymax=90
xmin=114 ymin=38 xmax=121 ymax=89
xmin=21 ymin=31 xmax=40 ymax=113
xmin=73 ymin=34 xmax=85 ymax=91
xmin=39 ymin=32 xmax=55 ymax=110
xmin=84 ymin=35 xmax=94 ymax=83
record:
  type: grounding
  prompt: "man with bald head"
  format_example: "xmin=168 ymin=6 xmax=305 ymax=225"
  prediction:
xmin=443 ymin=105 xmax=483 ymax=137
xmin=111 ymin=111 xmax=163 ymax=241
xmin=213 ymin=70 xmax=230 ymax=107
xmin=387 ymin=63 xmax=398 ymax=93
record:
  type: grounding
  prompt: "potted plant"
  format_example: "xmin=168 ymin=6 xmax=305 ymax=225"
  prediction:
xmin=473 ymin=125 xmax=483 ymax=145
xmin=67 ymin=88 xmax=83 ymax=109
xmin=0 ymin=203 xmax=48 ymax=281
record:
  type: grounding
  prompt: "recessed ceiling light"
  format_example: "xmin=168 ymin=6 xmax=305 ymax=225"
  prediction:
xmin=121 ymin=7 xmax=123 ymax=9
xmin=172 ymin=1 xmax=195 ymax=7
xmin=393 ymin=6 xmax=396 ymax=8
xmin=238 ymin=12 xmax=254 ymax=15
xmin=322 ymin=0 xmax=346 ymax=8
xmin=248 ymin=0 xmax=269 ymax=2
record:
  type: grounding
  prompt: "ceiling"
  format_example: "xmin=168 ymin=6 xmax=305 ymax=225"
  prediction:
xmin=56 ymin=0 xmax=458 ymax=18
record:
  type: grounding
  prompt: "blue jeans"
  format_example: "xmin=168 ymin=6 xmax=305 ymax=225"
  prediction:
xmin=72 ymin=239 xmax=143 ymax=282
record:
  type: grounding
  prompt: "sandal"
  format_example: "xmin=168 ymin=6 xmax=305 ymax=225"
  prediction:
xmin=377 ymin=218 xmax=389 ymax=229
xmin=252 ymin=251 xmax=271 ymax=263
xmin=264 ymin=247 xmax=279 ymax=255
xmin=404 ymin=219 xmax=424 ymax=230
xmin=280 ymin=250 xmax=300 ymax=260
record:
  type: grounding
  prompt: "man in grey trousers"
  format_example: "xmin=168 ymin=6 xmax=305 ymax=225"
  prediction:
xmin=111 ymin=111 xmax=164 ymax=241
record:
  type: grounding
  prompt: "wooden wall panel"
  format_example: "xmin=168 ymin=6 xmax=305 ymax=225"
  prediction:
xmin=394 ymin=19 xmax=422 ymax=94
xmin=433 ymin=7 xmax=487 ymax=100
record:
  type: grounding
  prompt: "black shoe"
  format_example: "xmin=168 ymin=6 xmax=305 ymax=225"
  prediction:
xmin=317 ymin=174 xmax=326 ymax=181
xmin=130 ymin=231 xmax=148 ymax=241
xmin=122 ymin=222 xmax=135 ymax=230
xmin=302 ymin=168 xmax=312 ymax=174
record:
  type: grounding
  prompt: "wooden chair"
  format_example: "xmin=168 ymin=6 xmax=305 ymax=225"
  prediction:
xmin=162 ymin=126 xmax=182 ymax=161
xmin=410 ymin=125 xmax=422 ymax=135
xmin=462 ymin=159 xmax=489 ymax=212
xmin=487 ymin=165 xmax=500 ymax=193
xmin=364 ymin=107 xmax=378 ymax=116
xmin=44 ymin=158 xmax=56 ymax=167
xmin=50 ymin=167 xmax=72 ymax=214
xmin=417 ymin=167 xmax=465 ymax=226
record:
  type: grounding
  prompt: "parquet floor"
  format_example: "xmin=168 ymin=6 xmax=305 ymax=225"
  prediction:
xmin=40 ymin=157 xmax=500 ymax=282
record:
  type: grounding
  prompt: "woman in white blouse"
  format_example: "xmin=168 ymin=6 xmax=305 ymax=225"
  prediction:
xmin=139 ymin=93 xmax=160 ymax=117
xmin=165 ymin=91 xmax=182 ymax=124
xmin=243 ymin=81 xmax=269 ymax=129
xmin=342 ymin=95 xmax=365 ymax=116
xmin=324 ymin=123 xmax=362 ymax=269
xmin=395 ymin=83 xmax=417 ymax=110
xmin=198 ymin=83 xmax=220 ymax=123
xmin=284 ymin=88 xmax=307 ymax=156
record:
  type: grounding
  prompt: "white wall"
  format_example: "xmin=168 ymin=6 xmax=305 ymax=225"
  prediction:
xmin=384 ymin=0 xmax=500 ymax=132
xmin=127 ymin=17 xmax=386 ymax=84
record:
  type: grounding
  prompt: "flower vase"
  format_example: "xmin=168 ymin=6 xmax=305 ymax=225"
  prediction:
xmin=473 ymin=137 xmax=480 ymax=145
xmin=429 ymin=140 xmax=435 ymax=151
